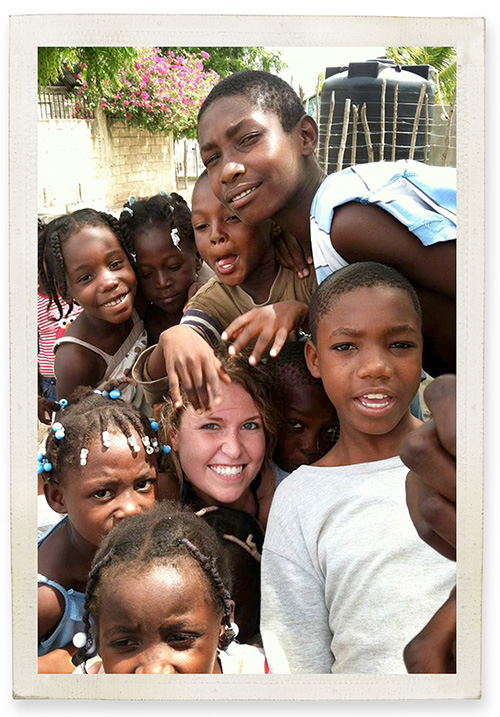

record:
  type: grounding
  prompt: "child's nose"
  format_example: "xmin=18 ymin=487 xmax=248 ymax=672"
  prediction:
xmin=357 ymin=351 xmax=392 ymax=379
xmin=113 ymin=492 xmax=144 ymax=524
xmin=155 ymin=269 xmax=172 ymax=289
xmin=210 ymin=222 xmax=228 ymax=246
xmin=134 ymin=651 xmax=176 ymax=674
xmin=100 ymin=268 xmax=119 ymax=290
xmin=221 ymin=161 xmax=245 ymax=184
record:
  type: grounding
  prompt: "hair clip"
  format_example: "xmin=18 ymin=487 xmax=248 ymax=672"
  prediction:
xmin=170 ymin=227 xmax=181 ymax=251
xmin=57 ymin=398 xmax=68 ymax=410
xmin=122 ymin=207 xmax=133 ymax=216
xmin=162 ymin=444 xmax=171 ymax=455
xmin=128 ymin=435 xmax=140 ymax=453
xmin=80 ymin=448 xmax=89 ymax=466
xmin=102 ymin=430 xmax=111 ymax=448
xmin=52 ymin=421 xmax=65 ymax=440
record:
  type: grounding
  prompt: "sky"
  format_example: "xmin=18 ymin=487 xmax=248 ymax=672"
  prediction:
xmin=271 ymin=46 xmax=387 ymax=96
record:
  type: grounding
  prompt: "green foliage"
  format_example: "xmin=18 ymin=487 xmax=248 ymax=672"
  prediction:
xmin=162 ymin=47 xmax=285 ymax=78
xmin=38 ymin=47 xmax=140 ymax=94
xmin=385 ymin=46 xmax=457 ymax=104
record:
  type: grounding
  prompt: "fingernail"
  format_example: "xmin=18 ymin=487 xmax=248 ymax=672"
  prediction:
xmin=228 ymin=345 xmax=235 ymax=356
xmin=221 ymin=332 xmax=228 ymax=341
xmin=249 ymin=355 xmax=256 ymax=366
xmin=302 ymin=268 xmax=309 ymax=277
xmin=174 ymin=401 xmax=182 ymax=409
xmin=270 ymin=348 xmax=277 ymax=357
xmin=215 ymin=395 xmax=222 ymax=405
xmin=307 ymin=256 xmax=314 ymax=264
xmin=298 ymin=271 xmax=303 ymax=279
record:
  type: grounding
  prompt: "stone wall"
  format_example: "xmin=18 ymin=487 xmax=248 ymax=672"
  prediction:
xmin=38 ymin=109 xmax=176 ymax=219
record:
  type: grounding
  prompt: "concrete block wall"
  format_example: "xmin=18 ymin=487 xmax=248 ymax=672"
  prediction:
xmin=38 ymin=110 xmax=176 ymax=219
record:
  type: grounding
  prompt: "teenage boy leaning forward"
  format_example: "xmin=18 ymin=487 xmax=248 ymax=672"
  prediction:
xmin=260 ymin=263 xmax=455 ymax=674
xmin=197 ymin=70 xmax=456 ymax=382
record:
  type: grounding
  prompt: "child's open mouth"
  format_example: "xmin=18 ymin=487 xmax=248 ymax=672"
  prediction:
xmin=353 ymin=394 xmax=395 ymax=413
xmin=216 ymin=255 xmax=239 ymax=275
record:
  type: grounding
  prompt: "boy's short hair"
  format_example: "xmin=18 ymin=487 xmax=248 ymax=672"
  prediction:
xmin=309 ymin=262 xmax=423 ymax=343
xmin=270 ymin=340 xmax=323 ymax=392
xmin=198 ymin=70 xmax=305 ymax=133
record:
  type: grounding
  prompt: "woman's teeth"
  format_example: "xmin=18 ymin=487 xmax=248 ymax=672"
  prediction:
xmin=210 ymin=465 xmax=243 ymax=476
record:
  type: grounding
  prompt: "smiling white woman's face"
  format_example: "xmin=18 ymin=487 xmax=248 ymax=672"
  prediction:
xmin=171 ymin=382 xmax=266 ymax=509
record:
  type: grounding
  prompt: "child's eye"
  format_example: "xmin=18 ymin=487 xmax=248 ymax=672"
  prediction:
xmin=168 ymin=633 xmax=198 ymax=647
xmin=109 ymin=638 xmax=139 ymax=651
xmin=391 ymin=341 xmax=415 ymax=350
xmin=332 ymin=343 xmax=356 ymax=352
xmin=239 ymin=132 xmax=260 ymax=147
xmin=286 ymin=420 xmax=304 ymax=432
xmin=167 ymin=265 xmax=182 ymax=272
xmin=110 ymin=259 xmax=124 ymax=270
xmin=225 ymin=215 xmax=240 ymax=225
xmin=77 ymin=274 xmax=93 ymax=284
xmin=134 ymin=478 xmax=156 ymax=492
xmin=139 ymin=269 xmax=152 ymax=279
xmin=193 ymin=222 xmax=209 ymax=232
xmin=93 ymin=488 xmax=112 ymax=500
xmin=204 ymin=153 xmax=219 ymax=168
xmin=241 ymin=421 xmax=261 ymax=430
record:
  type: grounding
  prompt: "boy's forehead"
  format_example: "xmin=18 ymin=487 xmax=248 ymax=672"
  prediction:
xmin=317 ymin=286 xmax=422 ymax=334
xmin=198 ymin=96 xmax=279 ymax=144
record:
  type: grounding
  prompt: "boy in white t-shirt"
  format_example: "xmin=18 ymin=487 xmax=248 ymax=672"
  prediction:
xmin=261 ymin=262 xmax=455 ymax=673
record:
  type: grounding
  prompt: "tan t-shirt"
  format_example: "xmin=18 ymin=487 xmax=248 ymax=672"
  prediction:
xmin=179 ymin=266 xmax=317 ymax=345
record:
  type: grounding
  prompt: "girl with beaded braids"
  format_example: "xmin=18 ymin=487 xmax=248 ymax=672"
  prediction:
xmin=119 ymin=193 xmax=212 ymax=345
xmin=73 ymin=502 xmax=268 ymax=674
xmin=37 ymin=386 xmax=160 ymax=671
xmin=38 ymin=208 xmax=148 ymax=408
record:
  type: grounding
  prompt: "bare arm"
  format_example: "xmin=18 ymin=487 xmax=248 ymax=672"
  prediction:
xmin=54 ymin=343 xmax=107 ymax=400
xmin=330 ymin=202 xmax=456 ymax=299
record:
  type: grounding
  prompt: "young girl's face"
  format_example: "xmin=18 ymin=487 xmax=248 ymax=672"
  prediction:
xmin=47 ymin=428 xmax=157 ymax=548
xmin=171 ymin=382 xmax=266 ymax=509
xmin=191 ymin=178 xmax=272 ymax=286
xmin=63 ymin=224 xmax=136 ymax=324
xmin=97 ymin=562 xmax=224 ymax=673
xmin=134 ymin=226 xmax=199 ymax=314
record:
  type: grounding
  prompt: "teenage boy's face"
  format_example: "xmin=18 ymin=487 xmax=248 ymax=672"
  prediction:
xmin=198 ymin=97 xmax=311 ymax=226
xmin=192 ymin=178 xmax=272 ymax=286
xmin=305 ymin=287 xmax=423 ymax=439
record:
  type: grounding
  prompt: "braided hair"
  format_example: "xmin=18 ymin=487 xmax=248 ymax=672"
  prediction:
xmin=118 ymin=193 xmax=195 ymax=257
xmin=77 ymin=502 xmax=235 ymax=664
xmin=38 ymin=208 xmax=136 ymax=320
xmin=41 ymin=385 xmax=159 ymax=485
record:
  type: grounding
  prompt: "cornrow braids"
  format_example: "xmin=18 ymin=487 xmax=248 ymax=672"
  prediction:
xmin=39 ymin=208 xmax=136 ymax=321
xmin=118 ymin=193 xmax=196 ymax=256
xmin=82 ymin=503 xmax=234 ymax=656
xmin=42 ymin=385 xmax=158 ymax=485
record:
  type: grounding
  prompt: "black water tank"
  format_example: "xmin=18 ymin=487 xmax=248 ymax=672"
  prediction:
xmin=318 ymin=58 xmax=435 ymax=172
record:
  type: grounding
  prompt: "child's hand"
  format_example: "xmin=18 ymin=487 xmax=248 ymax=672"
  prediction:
xmin=222 ymin=301 xmax=309 ymax=366
xmin=274 ymin=229 xmax=313 ymax=280
xmin=154 ymin=325 xmax=231 ymax=412
xmin=400 ymin=374 xmax=456 ymax=561
xmin=404 ymin=585 xmax=456 ymax=673
xmin=38 ymin=644 xmax=77 ymax=674
xmin=38 ymin=395 xmax=58 ymax=425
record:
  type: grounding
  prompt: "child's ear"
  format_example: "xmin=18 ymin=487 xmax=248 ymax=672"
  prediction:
xmin=304 ymin=339 xmax=321 ymax=378
xmin=218 ymin=600 xmax=236 ymax=650
xmin=43 ymin=481 xmax=68 ymax=514
xmin=298 ymin=115 xmax=318 ymax=157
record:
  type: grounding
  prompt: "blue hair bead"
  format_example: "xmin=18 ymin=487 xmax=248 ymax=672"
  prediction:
xmin=37 ymin=463 xmax=44 ymax=475
xmin=52 ymin=422 xmax=63 ymax=431
xmin=109 ymin=389 xmax=121 ymax=400
xmin=150 ymin=420 xmax=159 ymax=432
xmin=43 ymin=462 xmax=52 ymax=472
xmin=55 ymin=429 xmax=65 ymax=440
xmin=38 ymin=452 xmax=44 ymax=462
xmin=58 ymin=398 xmax=68 ymax=408
xmin=162 ymin=444 xmax=171 ymax=455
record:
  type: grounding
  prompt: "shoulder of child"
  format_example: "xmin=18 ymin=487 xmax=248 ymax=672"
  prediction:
xmin=54 ymin=341 xmax=107 ymax=397
xmin=38 ymin=581 xmax=65 ymax=640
